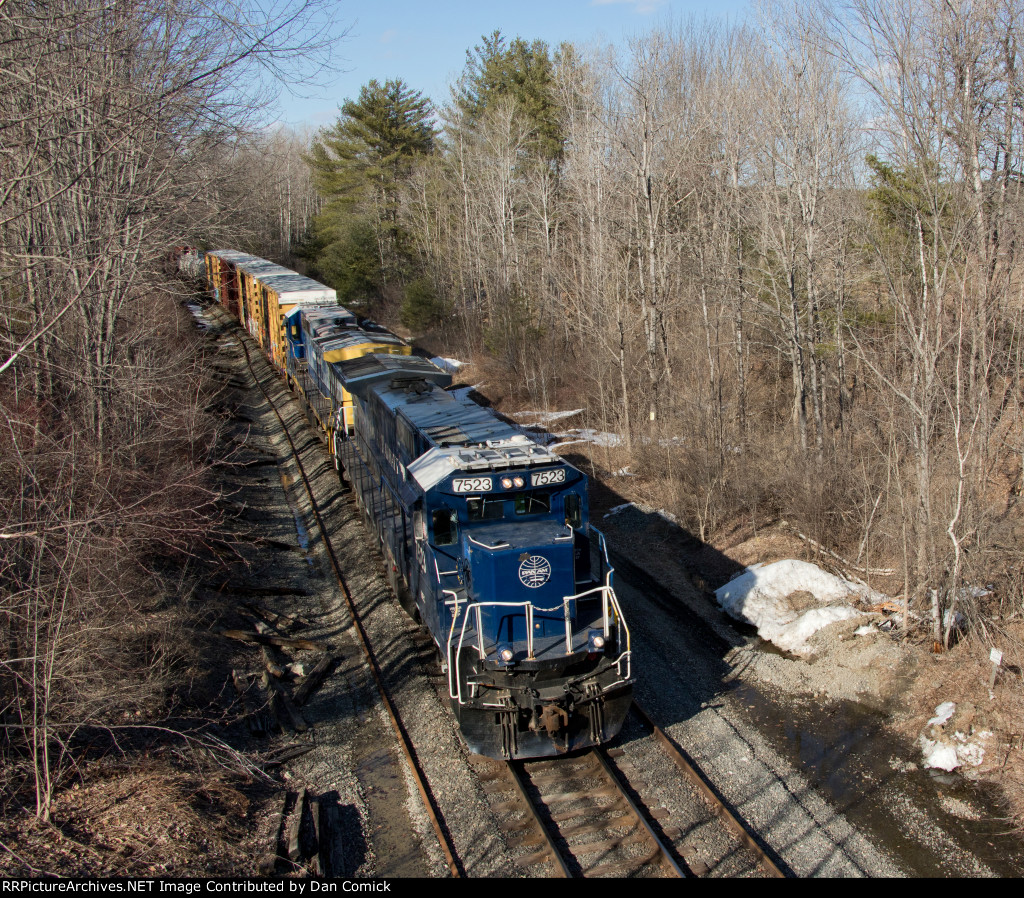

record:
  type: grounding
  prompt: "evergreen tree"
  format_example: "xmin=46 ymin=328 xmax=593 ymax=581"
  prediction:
xmin=306 ymin=79 xmax=435 ymax=306
xmin=455 ymin=30 xmax=564 ymax=160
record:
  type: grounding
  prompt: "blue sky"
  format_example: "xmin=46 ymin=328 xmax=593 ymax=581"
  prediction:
xmin=274 ymin=0 xmax=752 ymax=129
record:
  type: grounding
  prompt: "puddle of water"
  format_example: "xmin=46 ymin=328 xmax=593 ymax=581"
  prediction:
xmin=731 ymin=680 xmax=1024 ymax=876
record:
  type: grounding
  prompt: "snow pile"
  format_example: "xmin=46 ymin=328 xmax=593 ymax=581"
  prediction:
xmin=430 ymin=357 xmax=464 ymax=373
xmin=512 ymin=408 xmax=583 ymax=425
xmin=928 ymin=702 xmax=956 ymax=727
xmin=918 ymin=702 xmax=991 ymax=771
xmin=714 ymin=560 xmax=877 ymax=656
xmin=550 ymin=428 xmax=623 ymax=449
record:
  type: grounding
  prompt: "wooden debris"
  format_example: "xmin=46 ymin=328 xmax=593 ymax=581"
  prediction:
xmin=231 ymin=669 xmax=270 ymax=736
xmin=261 ymin=645 xmax=285 ymax=679
xmin=286 ymin=788 xmax=306 ymax=862
xmin=262 ymin=671 xmax=308 ymax=733
xmin=257 ymin=791 xmax=289 ymax=875
xmin=263 ymin=744 xmax=314 ymax=767
xmin=292 ymin=653 xmax=341 ymax=707
xmin=271 ymin=608 xmax=311 ymax=631
xmin=220 ymin=628 xmax=329 ymax=652
xmin=864 ymin=599 xmax=905 ymax=615
xmin=211 ymin=583 xmax=312 ymax=598
xmin=308 ymin=795 xmax=323 ymax=876
xmin=313 ymin=791 xmax=346 ymax=878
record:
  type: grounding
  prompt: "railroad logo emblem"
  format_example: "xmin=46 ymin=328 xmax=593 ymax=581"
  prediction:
xmin=518 ymin=555 xmax=551 ymax=588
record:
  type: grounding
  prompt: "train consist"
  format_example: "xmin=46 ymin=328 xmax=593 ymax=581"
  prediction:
xmin=204 ymin=250 xmax=633 ymax=759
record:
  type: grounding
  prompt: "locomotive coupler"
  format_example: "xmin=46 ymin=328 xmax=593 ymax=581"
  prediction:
xmin=534 ymin=703 xmax=569 ymax=736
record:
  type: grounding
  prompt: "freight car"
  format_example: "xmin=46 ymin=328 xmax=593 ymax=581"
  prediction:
xmin=204 ymin=251 xmax=633 ymax=759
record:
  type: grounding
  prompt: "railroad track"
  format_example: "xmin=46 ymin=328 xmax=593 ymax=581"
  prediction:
xmin=208 ymin=303 xmax=786 ymax=879
xmin=476 ymin=714 xmax=784 ymax=878
xmin=504 ymin=748 xmax=684 ymax=877
xmin=214 ymin=306 xmax=462 ymax=877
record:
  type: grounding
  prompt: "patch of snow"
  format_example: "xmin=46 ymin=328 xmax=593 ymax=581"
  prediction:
xmin=604 ymin=502 xmax=634 ymax=518
xmin=928 ymin=702 xmax=956 ymax=727
xmin=768 ymin=606 xmax=862 ymax=655
xmin=714 ymin=559 xmax=878 ymax=656
xmin=920 ymin=737 xmax=961 ymax=771
xmin=550 ymin=428 xmax=623 ymax=449
xmin=430 ymin=356 xmax=464 ymax=373
xmin=512 ymin=408 xmax=583 ymax=424
xmin=920 ymin=731 xmax=989 ymax=771
xmin=854 ymin=624 xmax=875 ymax=636
xmin=919 ymin=703 xmax=991 ymax=772
xmin=612 ymin=466 xmax=634 ymax=477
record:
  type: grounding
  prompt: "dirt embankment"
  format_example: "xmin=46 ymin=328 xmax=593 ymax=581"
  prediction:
xmin=593 ymin=493 xmax=1024 ymax=828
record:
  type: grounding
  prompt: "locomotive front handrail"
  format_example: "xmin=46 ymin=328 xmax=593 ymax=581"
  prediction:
xmin=590 ymin=525 xmax=615 ymax=591
xmin=447 ymin=586 xmax=629 ymax=704
xmin=467 ymin=534 xmax=510 ymax=550
xmin=447 ymin=601 xmax=535 ymax=702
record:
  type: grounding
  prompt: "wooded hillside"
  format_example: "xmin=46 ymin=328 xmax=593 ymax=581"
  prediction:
xmin=304 ymin=1 xmax=1024 ymax=657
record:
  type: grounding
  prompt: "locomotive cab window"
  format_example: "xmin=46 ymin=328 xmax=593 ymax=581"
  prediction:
xmin=432 ymin=508 xmax=457 ymax=546
xmin=564 ymin=493 xmax=582 ymax=529
xmin=514 ymin=491 xmax=551 ymax=516
xmin=467 ymin=497 xmax=504 ymax=521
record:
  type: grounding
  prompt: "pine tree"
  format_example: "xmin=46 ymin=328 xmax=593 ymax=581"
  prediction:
xmin=306 ymin=79 xmax=435 ymax=309
xmin=455 ymin=30 xmax=564 ymax=161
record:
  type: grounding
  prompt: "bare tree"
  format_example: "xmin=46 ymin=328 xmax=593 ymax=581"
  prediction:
xmin=0 ymin=0 xmax=340 ymax=819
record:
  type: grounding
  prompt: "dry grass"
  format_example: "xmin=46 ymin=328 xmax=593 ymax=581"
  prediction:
xmin=0 ymin=760 xmax=266 ymax=877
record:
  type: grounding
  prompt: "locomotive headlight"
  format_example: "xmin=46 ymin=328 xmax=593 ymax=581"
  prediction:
xmin=588 ymin=631 xmax=606 ymax=652
xmin=497 ymin=645 xmax=515 ymax=664
xmin=513 ymin=476 xmax=525 ymax=488
xmin=501 ymin=477 xmax=513 ymax=489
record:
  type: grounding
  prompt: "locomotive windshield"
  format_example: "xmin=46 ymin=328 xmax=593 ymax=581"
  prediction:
xmin=465 ymin=490 xmax=553 ymax=522
xmin=467 ymin=497 xmax=504 ymax=521
xmin=514 ymin=491 xmax=551 ymax=516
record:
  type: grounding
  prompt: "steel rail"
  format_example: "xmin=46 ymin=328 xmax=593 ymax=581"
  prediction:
xmin=592 ymin=748 xmax=686 ymax=877
xmin=228 ymin=312 xmax=462 ymax=878
xmin=508 ymin=750 xmax=683 ymax=878
xmin=630 ymin=702 xmax=786 ymax=878
xmin=505 ymin=761 xmax=572 ymax=878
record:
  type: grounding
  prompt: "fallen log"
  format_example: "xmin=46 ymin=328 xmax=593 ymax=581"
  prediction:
xmin=286 ymin=788 xmax=307 ymax=863
xmin=263 ymin=744 xmax=314 ymax=767
xmin=257 ymin=791 xmax=289 ymax=875
xmin=262 ymin=671 xmax=308 ymax=733
xmin=292 ymin=653 xmax=341 ymax=707
xmin=261 ymin=645 xmax=285 ymax=679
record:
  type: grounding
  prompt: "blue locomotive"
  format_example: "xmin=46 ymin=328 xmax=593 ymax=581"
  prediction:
xmin=206 ymin=251 xmax=633 ymax=759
